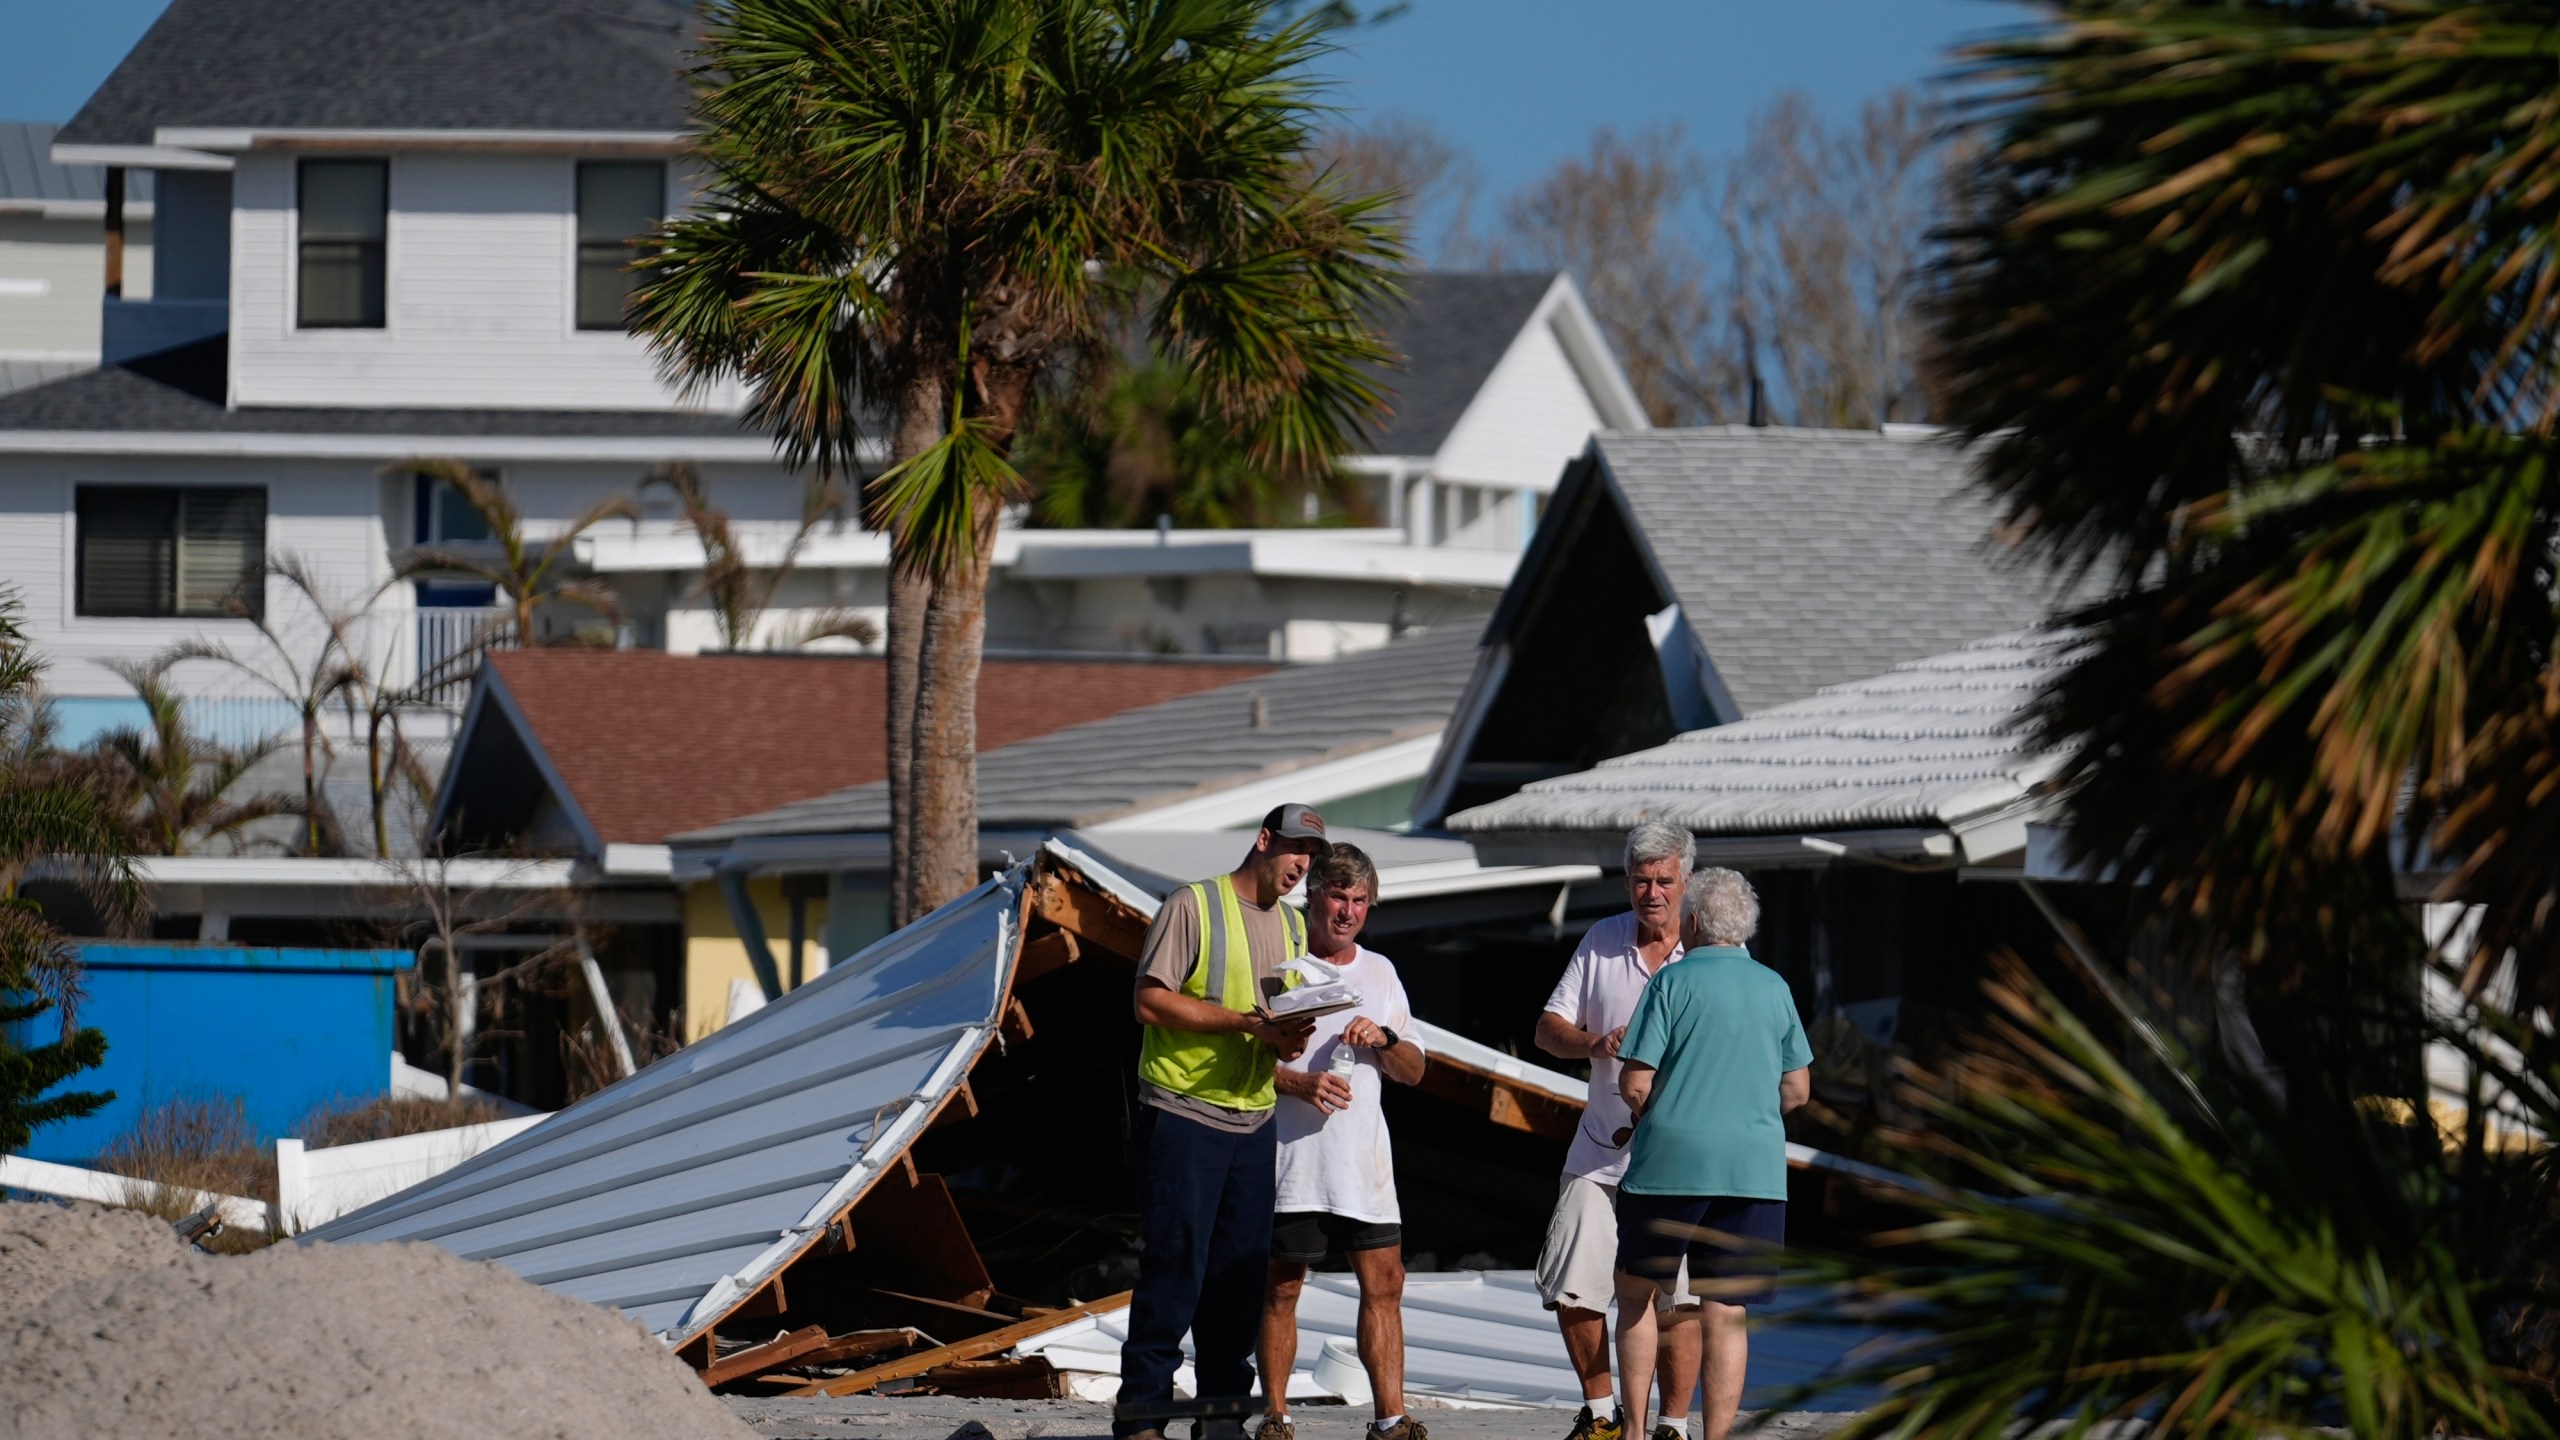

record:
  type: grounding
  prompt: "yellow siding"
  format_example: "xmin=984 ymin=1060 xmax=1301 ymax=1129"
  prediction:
xmin=680 ymin=879 xmax=828 ymax=1043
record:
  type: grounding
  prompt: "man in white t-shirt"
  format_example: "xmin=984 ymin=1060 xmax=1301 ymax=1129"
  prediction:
xmin=1256 ymin=843 xmax=1428 ymax=1440
xmin=1532 ymin=821 xmax=1701 ymax=1440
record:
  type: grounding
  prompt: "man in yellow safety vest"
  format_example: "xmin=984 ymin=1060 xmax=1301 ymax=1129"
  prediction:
xmin=1116 ymin=803 xmax=1328 ymax=1440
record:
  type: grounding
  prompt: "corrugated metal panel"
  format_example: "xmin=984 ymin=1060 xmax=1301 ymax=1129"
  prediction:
xmin=309 ymin=867 xmax=1022 ymax=1343
xmin=1452 ymin=630 xmax=2081 ymax=839
xmin=1014 ymin=1271 xmax=1887 ymax=1412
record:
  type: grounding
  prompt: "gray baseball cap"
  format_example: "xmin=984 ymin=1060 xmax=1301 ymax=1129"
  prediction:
xmin=1260 ymin=802 xmax=1328 ymax=842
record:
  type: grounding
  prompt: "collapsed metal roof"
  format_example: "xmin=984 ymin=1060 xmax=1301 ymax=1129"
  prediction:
xmin=308 ymin=865 xmax=1022 ymax=1343
xmin=311 ymin=840 xmax=1604 ymax=1366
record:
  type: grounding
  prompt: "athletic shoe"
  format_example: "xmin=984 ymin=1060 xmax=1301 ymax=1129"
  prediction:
xmin=1254 ymin=1418 xmax=1295 ymax=1440
xmin=1563 ymin=1405 xmax=1623 ymax=1440
xmin=1370 ymin=1420 xmax=1429 ymax=1440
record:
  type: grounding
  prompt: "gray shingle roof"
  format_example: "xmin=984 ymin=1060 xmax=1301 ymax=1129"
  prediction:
xmin=1449 ymin=629 xmax=2078 ymax=839
xmin=1598 ymin=427 xmax=2075 ymax=715
xmin=1363 ymin=272 xmax=1558 ymax=457
xmin=681 ymin=622 xmax=1486 ymax=841
xmin=0 ymin=122 xmax=150 ymax=204
xmin=57 ymin=0 xmax=698 ymax=147
xmin=0 ymin=347 xmax=761 ymax=437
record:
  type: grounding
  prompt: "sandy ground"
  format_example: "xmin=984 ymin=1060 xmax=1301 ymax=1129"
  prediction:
xmin=722 ymin=1396 xmax=1865 ymax=1440
xmin=0 ymin=1199 xmax=756 ymax=1440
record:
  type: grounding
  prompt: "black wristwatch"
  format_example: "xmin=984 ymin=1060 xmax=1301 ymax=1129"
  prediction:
xmin=1375 ymin=1026 xmax=1401 ymax=1052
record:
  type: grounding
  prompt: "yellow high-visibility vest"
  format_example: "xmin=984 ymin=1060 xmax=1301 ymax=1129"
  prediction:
xmin=1137 ymin=873 xmax=1307 ymax=1111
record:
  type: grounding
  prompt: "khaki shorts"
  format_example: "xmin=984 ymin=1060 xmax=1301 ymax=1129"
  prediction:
xmin=1535 ymin=1174 xmax=1691 ymax=1313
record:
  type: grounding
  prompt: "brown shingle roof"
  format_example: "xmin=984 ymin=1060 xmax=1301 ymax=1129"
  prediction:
xmin=482 ymin=650 xmax=1270 ymax=845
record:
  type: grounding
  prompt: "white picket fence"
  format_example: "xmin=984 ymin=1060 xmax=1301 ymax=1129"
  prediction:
xmin=274 ymin=1113 xmax=549 ymax=1233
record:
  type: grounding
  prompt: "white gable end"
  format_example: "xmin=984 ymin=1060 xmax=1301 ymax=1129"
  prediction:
xmin=1429 ymin=282 xmax=1641 ymax=493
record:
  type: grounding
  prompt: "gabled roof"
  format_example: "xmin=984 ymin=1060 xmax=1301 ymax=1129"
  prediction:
xmin=434 ymin=649 xmax=1272 ymax=853
xmin=1595 ymin=427 xmax=2069 ymax=716
xmin=0 ymin=122 xmax=150 ymax=207
xmin=1362 ymin=272 xmax=1568 ymax=457
xmin=57 ymin=0 xmax=698 ymax=149
xmin=678 ymin=622 xmax=1484 ymax=842
xmin=1449 ymin=630 xmax=2078 ymax=865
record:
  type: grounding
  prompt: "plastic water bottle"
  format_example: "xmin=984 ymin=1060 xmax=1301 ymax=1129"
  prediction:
xmin=1328 ymin=1041 xmax=1358 ymax=1080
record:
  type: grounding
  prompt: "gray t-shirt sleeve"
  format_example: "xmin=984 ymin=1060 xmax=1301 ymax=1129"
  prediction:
xmin=1135 ymin=887 xmax=1202 ymax=996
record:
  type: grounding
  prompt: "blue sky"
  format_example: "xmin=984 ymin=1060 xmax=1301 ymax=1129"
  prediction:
xmin=5 ymin=0 xmax=2026 ymax=197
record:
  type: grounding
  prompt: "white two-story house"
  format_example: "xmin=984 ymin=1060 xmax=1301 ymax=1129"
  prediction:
xmin=1 ymin=0 xmax=1645 ymax=754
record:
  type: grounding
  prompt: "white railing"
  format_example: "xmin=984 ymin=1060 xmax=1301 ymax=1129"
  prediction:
xmin=273 ymin=1112 xmax=550 ymax=1233
xmin=409 ymin=606 xmax=515 ymax=710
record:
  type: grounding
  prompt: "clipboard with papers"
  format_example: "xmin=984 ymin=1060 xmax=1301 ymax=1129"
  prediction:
xmin=1257 ymin=952 xmax=1365 ymax=1022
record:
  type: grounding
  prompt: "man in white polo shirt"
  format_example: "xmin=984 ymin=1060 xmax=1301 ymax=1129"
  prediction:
xmin=1532 ymin=821 xmax=1700 ymax=1440
xmin=1256 ymin=843 xmax=1427 ymax=1440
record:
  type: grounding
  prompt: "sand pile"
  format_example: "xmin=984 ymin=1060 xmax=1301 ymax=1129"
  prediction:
xmin=0 ymin=1200 xmax=756 ymax=1440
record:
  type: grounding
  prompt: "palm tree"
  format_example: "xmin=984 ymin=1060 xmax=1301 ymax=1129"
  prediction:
xmin=394 ymin=459 xmax=639 ymax=649
xmin=642 ymin=462 xmax=880 ymax=650
xmin=166 ymin=555 xmax=382 ymax=856
xmin=0 ymin=587 xmax=143 ymax=1154
xmin=1777 ymin=957 xmax=2560 ymax=1439
xmin=1022 ymin=355 xmax=1377 ymax=529
xmin=632 ymin=0 xmax=1401 ymax=921
xmin=88 ymin=657 xmax=301 ymax=856
xmin=1930 ymin=1 xmax=2560 ymax=1006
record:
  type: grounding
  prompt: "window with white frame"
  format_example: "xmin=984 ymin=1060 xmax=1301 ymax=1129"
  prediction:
xmin=297 ymin=159 xmax=388 ymax=329
xmin=575 ymin=161 xmax=666 ymax=331
xmin=76 ymin=486 xmax=267 ymax=619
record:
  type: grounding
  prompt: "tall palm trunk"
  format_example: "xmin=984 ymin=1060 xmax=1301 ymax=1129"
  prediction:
xmin=898 ymin=363 xmax=1030 ymax=921
xmin=886 ymin=377 xmax=944 ymax=926
xmin=908 ymin=519 xmax=998 ymax=915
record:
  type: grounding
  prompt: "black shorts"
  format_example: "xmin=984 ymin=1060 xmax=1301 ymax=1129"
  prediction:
xmin=1271 ymin=1210 xmax=1401 ymax=1264
xmin=1613 ymin=1193 xmax=1785 ymax=1306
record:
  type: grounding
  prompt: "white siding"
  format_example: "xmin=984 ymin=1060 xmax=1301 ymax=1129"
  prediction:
xmin=0 ymin=214 xmax=153 ymax=359
xmin=0 ymin=453 xmax=389 ymax=701
xmin=229 ymin=151 xmax=732 ymax=412
xmin=0 ymin=453 xmax=803 ymax=700
xmin=1429 ymin=308 xmax=1608 ymax=494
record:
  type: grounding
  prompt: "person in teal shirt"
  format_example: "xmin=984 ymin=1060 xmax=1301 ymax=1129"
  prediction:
xmin=1610 ymin=869 xmax=1812 ymax=1440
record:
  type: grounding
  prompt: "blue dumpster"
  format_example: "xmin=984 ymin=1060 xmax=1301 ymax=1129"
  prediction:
xmin=11 ymin=943 xmax=416 ymax=1163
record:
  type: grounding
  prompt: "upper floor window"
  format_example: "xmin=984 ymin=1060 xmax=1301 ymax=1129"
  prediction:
xmin=298 ymin=159 xmax=387 ymax=329
xmin=576 ymin=161 xmax=665 ymax=331
xmin=415 ymin=468 xmax=496 ymax=546
xmin=76 ymin=486 xmax=267 ymax=619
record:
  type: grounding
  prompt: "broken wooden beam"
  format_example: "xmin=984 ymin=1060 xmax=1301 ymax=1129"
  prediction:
xmin=1015 ymin=929 xmax=1081 ymax=984
xmin=922 ymin=1355 xmax=1063 ymax=1399
xmin=700 ymin=1324 xmax=829 ymax=1388
xmin=1030 ymin=871 xmax=1150 ymax=960
xmin=787 ymin=1290 xmax=1134 ymax=1398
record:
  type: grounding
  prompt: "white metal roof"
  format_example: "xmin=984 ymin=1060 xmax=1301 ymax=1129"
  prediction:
xmin=1012 ymin=1271 xmax=1887 ymax=1412
xmin=1450 ymin=630 xmax=2080 ymax=843
xmin=307 ymin=864 xmax=1022 ymax=1343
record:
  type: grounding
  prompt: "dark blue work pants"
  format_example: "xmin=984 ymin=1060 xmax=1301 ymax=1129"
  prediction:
xmin=1115 ymin=1103 xmax=1277 ymax=1436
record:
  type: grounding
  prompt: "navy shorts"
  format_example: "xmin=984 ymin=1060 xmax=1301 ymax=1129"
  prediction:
xmin=1613 ymin=1192 xmax=1785 ymax=1306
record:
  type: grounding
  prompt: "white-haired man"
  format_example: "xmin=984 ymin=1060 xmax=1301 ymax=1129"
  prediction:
xmin=1613 ymin=869 xmax=1812 ymax=1440
xmin=1532 ymin=820 xmax=1701 ymax=1440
